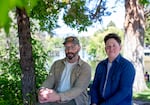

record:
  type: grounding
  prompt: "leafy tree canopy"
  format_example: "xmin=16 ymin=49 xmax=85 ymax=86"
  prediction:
xmin=29 ymin=0 xmax=112 ymax=33
xmin=0 ymin=0 xmax=111 ymax=34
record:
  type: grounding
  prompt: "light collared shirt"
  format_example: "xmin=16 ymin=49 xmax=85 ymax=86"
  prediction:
xmin=102 ymin=62 xmax=112 ymax=97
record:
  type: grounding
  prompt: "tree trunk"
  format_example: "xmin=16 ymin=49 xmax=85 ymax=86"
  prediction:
xmin=124 ymin=0 xmax=147 ymax=92
xmin=16 ymin=8 xmax=36 ymax=105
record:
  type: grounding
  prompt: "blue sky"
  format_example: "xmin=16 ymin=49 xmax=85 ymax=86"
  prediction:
xmin=103 ymin=0 xmax=125 ymax=28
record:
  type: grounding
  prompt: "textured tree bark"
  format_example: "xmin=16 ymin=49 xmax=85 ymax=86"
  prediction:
xmin=16 ymin=8 xmax=36 ymax=105
xmin=124 ymin=0 xmax=147 ymax=92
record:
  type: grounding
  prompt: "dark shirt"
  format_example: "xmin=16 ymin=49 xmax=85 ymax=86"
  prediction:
xmin=145 ymin=73 xmax=150 ymax=82
xmin=90 ymin=54 xmax=135 ymax=105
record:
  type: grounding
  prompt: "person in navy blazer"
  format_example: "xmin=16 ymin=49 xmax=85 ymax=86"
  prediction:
xmin=90 ymin=33 xmax=135 ymax=105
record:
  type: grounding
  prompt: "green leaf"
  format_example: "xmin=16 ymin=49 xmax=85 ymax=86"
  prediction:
xmin=9 ymin=0 xmax=23 ymax=9
xmin=25 ymin=0 xmax=39 ymax=16
xmin=139 ymin=0 xmax=150 ymax=5
xmin=4 ymin=17 xmax=11 ymax=35
xmin=0 ymin=0 xmax=9 ymax=27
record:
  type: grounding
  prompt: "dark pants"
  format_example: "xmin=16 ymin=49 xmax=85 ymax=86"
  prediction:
xmin=36 ymin=100 xmax=76 ymax=105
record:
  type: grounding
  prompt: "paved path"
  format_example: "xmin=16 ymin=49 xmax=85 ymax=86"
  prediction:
xmin=133 ymin=100 xmax=150 ymax=105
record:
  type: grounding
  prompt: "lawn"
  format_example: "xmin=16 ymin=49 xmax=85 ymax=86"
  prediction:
xmin=133 ymin=82 xmax=150 ymax=102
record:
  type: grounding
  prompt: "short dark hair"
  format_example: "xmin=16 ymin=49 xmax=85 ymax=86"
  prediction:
xmin=104 ymin=33 xmax=121 ymax=45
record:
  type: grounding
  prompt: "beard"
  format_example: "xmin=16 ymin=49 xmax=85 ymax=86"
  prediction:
xmin=66 ymin=50 xmax=79 ymax=60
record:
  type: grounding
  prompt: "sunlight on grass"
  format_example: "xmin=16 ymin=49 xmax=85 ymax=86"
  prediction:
xmin=133 ymin=90 xmax=150 ymax=102
xmin=133 ymin=82 xmax=150 ymax=102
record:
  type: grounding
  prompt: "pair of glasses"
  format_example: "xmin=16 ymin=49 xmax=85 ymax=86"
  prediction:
xmin=65 ymin=45 xmax=76 ymax=50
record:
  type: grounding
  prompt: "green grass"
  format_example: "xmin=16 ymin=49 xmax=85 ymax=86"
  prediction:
xmin=133 ymin=82 xmax=150 ymax=102
xmin=147 ymin=82 xmax=150 ymax=88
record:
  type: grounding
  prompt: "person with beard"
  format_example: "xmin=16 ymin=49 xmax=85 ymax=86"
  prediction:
xmin=37 ymin=36 xmax=91 ymax=105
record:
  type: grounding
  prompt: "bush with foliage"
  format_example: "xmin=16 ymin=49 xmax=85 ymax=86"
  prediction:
xmin=0 ymin=37 xmax=48 ymax=105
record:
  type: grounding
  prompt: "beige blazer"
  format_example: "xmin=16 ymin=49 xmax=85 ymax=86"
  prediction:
xmin=41 ymin=57 xmax=91 ymax=105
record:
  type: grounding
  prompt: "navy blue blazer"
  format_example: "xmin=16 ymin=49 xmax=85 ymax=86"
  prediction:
xmin=90 ymin=54 xmax=135 ymax=105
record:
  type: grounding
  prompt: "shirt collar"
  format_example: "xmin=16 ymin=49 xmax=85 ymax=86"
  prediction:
xmin=104 ymin=54 xmax=121 ymax=64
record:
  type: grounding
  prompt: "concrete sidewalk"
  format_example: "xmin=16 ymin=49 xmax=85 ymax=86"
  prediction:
xmin=133 ymin=100 xmax=150 ymax=105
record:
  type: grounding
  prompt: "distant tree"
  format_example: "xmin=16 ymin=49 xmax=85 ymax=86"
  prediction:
xmin=107 ymin=21 xmax=116 ymax=27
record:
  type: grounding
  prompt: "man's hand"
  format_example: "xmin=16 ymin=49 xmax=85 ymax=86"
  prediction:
xmin=38 ymin=88 xmax=61 ymax=103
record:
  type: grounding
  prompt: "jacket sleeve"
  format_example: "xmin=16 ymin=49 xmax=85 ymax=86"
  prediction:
xmin=41 ymin=61 xmax=56 ymax=89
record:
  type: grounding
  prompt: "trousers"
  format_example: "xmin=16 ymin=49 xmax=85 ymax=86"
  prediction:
xmin=36 ymin=100 xmax=76 ymax=105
